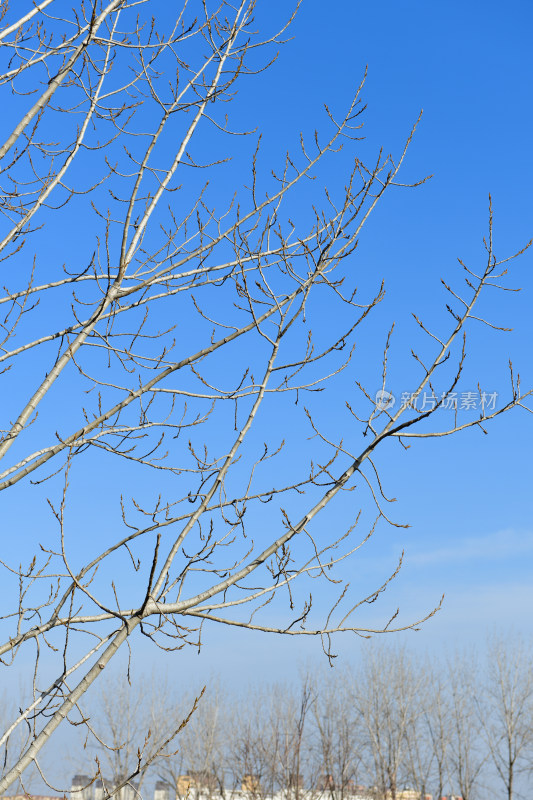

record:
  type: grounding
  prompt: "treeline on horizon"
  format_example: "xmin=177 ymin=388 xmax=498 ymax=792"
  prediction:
xmin=63 ymin=637 xmax=533 ymax=800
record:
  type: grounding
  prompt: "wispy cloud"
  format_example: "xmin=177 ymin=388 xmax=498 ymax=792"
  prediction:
xmin=407 ymin=528 xmax=533 ymax=566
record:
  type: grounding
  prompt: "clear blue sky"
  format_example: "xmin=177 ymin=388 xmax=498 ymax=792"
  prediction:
xmin=3 ymin=0 xmax=533 ymax=699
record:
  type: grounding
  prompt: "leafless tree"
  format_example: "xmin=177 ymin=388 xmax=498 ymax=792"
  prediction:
xmin=156 ymin=681 xmax=225 ymax=800
xmin=446 ymin=655 xmax=487 ymax=800
xmin=402 ymin=662 xmax=434 ymax=800
xmin=0 ymin=0 xmax=531 ymax=795
xmin=229 ymin=686 xmax=278 ymax=800
xmin=273 ymin=678 xmax=315 ymax=800
xmin=477 ymin=636 xmax=533 ymax=800
xmin=422 ymin=669 xmax=452 ymax=800
xmin=89 ymin=674 xmax=155 ymax=789
xmin=312 ymin=668 xmax=364 ymax=800
xmin=229 ymin=679 xmax=315 ymax=800
xmin=352 ymin=647 xmax=426 ymax=800
xmin=68 ymin=671 xmax=203 ymax=800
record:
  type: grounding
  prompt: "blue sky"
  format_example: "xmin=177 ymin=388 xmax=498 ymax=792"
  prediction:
xmin=3 ymin=0 xmax=533 ymax=703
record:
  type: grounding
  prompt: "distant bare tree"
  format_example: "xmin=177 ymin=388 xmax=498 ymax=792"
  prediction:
xmin=402 ymin=661 xmax=435 ymax=800
xmin=353 ymin=648 xmax=425 ymax=800
xmin=312 ymin=668 xmax=364 ymax=800
xmin=423 ymin=670 xmax=452 ymax=800
xmin=179 ymin=687 xmax=226 ymax=800
xmin=478 ymin=636 xmax=533 ymax=800
xmin=274 ymin=678 xmax=315 ymax=800
xmin=0 ymin=0 xmax=531 ymax=795
xmin=229 ymin=678 xmax=319 ymax=800
xmin=145 ymin=679 xmax=230 ymax=800
xmin=447 ymin=656 xmax=487 ymax=800
xmin=229 ymin=687 xmax=278 ymax=800
xmin=89 ymin=674 xmax=153 ymax=789
xmin=71 ymin=672 xmax=202 ymax=798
